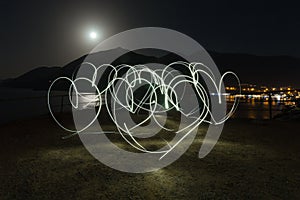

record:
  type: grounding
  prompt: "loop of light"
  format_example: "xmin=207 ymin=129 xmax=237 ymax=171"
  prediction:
xmin=47 ymin=61 xmax=241 ymax=159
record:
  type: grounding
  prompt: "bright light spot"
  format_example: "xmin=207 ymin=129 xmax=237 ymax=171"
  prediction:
xmin=164 ymin=95 xmax=169 ymax=109
xmin=89 ymin=31 xmax=97 ymax=39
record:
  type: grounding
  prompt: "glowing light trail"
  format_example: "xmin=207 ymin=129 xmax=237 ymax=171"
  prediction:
xmin=48 ymin=61 xmax=240 ymax=159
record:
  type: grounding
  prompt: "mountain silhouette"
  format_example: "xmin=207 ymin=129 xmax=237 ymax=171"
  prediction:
xmin=210 ymin=52 xmax=300 ymax=87
xmin=1 ymin=48 xmax=300 ymax=90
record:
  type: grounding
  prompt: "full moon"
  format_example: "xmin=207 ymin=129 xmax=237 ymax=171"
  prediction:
xmin=89 ymin=31 xmax=97 ymax=39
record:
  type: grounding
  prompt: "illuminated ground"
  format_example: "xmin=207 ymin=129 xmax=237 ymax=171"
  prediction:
xmin=0 ymin=114 xmax=299 ymax=199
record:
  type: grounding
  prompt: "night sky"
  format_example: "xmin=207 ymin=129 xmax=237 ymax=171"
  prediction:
xmin=1 ymin=0 xmax=300 ymax=82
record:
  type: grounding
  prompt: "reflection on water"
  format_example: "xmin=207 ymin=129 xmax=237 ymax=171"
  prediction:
xmin=229 ymin=100 xmax=286 ymax=119
xmin=0 ymin=88 xmax=294 ymax=124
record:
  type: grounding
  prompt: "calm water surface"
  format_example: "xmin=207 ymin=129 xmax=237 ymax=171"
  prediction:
xmin=0 ymin=88 xmax=289 ymax=124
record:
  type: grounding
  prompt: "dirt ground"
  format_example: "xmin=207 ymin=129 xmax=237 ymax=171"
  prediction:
xmin=0 ymin=114 xmax=299 ymax=199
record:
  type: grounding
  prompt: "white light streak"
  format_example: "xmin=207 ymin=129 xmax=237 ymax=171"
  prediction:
xmin=48 ymin=61 xmax=240 ymax=159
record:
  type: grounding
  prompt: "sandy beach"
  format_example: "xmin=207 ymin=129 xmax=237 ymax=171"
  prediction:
xmin=0 ymin=113 xmax=299 ymax=199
